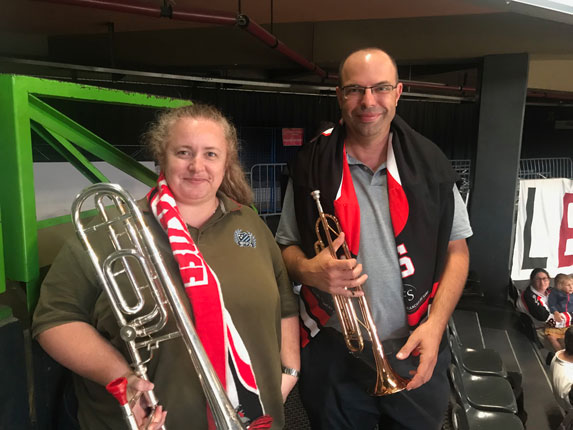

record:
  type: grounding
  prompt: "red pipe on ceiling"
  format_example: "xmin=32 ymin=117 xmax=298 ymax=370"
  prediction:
xmin=39 ymin=0 xmax=238 ymax=25
xmin=237 ymin=15 xmax=327 ymax=79
xmin=38 ymin=0 xmax=331 ymax=79
xmin=528 ymin=89 xmax=573 ymax=101
xmin=32 ymin=0 xmax=573 ymax=101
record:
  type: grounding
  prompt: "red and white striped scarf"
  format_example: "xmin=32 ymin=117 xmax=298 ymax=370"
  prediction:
xmin=147 ymin=173 xmax=271 ymax=429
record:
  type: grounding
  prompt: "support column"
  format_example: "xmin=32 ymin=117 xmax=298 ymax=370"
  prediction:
xmin=468 ymin=53 xmax=529 ymax=304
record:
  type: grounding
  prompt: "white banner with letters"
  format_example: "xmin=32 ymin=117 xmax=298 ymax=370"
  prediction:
xmin=511 ymin=178 xmax=573 ymax=281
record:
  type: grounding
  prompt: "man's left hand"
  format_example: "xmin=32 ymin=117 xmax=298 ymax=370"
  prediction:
xmin=395 ymin=321 xmax=442 ymax=390
xmin=280 ymin=374 xmax=298 ymax=403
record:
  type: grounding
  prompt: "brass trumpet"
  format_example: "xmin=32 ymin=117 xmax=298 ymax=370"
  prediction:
xmin=311 ymin=189 xmax=409 ymax=396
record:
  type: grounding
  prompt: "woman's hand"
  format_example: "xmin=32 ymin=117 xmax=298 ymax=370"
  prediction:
xmin=280 ymin=373 xmax=298 ymax=403
xmin=125 ymin=373 xmax=167 ymax=430
xmin=554 ymin=311 xmax=565 ymax=323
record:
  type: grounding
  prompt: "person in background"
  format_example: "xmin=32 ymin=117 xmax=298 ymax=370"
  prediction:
xmin=518 ymin=268 xmax=573 ymax=355
xmin=551 ymin=327 xmax=573 ymax=412
xmin=32 ymin=104 xmax=299 ymax=430
xmin=276 ymin=47 xmax=471 ymax=429
xmin=547 ymin=274 xmax=573 ymax=349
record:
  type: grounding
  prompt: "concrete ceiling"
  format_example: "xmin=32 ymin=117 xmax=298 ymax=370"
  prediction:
xmin=1 ymin=0 xmax=573 ymax=94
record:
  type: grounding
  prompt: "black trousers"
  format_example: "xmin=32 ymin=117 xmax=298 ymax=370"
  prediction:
xmin=299 ymin=328 xmax=451 ymax=430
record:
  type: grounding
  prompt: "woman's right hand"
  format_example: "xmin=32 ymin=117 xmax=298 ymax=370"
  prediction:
xmin=126 ymin=374 xmax=167 ymax=430
xmin=554 ymin=311 xmax=565 ymax=323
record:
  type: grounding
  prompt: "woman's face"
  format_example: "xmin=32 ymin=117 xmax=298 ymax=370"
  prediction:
xmin=532 ymin=272 xmax=551 ymax=293
xmin=163 ymin=117 xmax=227 ymax=207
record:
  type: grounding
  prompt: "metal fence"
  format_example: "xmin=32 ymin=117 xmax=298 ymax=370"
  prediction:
xmin=518 ymin=158 xmax=573 ymax=179
xmin=250 ymin=163 xmax=288 ymax=216
xmin=451 ymin=159 xmax=471 ymax=205
xmin=249 ymin=158 xmax=572 ymax=217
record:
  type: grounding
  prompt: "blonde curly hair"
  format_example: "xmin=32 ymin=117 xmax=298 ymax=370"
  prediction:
xmin=144 ymin=104 xmax=253 ymax=205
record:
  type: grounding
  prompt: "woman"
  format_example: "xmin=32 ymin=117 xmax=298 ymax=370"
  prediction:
xmin=518 ymin=268 xmax=571 ymax=351
xmin=32 ymin=104 xmax=300 ymax=429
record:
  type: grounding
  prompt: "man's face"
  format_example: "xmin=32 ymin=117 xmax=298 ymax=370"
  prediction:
xmin=336 ymin=50 xmax=403 ymax=143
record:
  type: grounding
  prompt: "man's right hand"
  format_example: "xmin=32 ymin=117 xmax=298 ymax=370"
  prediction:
xmin=296 ymin=232 xmax=368 ymax=297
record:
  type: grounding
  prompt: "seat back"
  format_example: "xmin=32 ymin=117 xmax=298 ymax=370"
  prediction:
xmin=508 ymin=280 xmax=520 ymax=308
xmin=448 ymin=327 xmax=465 ymax=367
xmin=448 ymin=317 xmax=461 ymax=343
xmin=448 ymin=363 xmax=471 ymax=411
xmin=451 ymin=402 xmax=470 ymax=430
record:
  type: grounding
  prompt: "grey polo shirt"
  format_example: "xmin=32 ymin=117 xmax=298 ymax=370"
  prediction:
xmin=276 ymin=152 xmax=473 ymax=341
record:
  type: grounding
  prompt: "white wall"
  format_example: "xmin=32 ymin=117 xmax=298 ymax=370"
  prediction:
xmin=34 ymin=161 xmax=157 ymax=221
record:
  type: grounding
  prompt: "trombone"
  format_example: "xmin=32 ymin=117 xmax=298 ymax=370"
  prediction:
xmin=72 ymin=183 xmax=248 ymax=430
xmin=311 ymin=189 xmax=409 ymax=396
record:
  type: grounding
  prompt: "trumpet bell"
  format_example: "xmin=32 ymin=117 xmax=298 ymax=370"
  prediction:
xmin=371 ymin=353 xmax=409 ymax=396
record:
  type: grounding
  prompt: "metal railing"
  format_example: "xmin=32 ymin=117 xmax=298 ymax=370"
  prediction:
xmin=248 ymin=157 xmax=573 ymax=217
xmin=250 ymin=163 xmax=287 ymax=216
xmin=451 ymin=159 xmax=471 ymax=205
xmin=518 ymin=158 xmax=573 ymax=179
xmin=250 ymin=160 xmax=477 ymax=214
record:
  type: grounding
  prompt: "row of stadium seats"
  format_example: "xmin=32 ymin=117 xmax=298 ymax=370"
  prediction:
xmin=448 ymin=316 xmax=524 ymax=430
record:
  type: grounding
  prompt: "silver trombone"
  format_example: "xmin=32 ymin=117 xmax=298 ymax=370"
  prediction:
xmin=72 ymin=182 xmax=247 ymax=430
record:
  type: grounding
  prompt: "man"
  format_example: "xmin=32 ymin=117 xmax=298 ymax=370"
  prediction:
xmin=276 ymin=48 xmax=472 ymax=429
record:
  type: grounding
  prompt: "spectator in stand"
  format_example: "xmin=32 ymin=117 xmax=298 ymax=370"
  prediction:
xmin=548 ymin=274 xmax=573 ymax=349
xmin=551 ymin=327 xmax=573 ymax=412
xmin=517 ymin=268 xmax=571 ymax=352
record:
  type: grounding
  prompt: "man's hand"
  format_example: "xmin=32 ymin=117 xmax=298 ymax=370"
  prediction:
xmin=281 ymin=374 xmax=298 ymax=403
xmin=287 ymin=232 xmax=368 ymax=298
xmin=395 ymin=320 xmax=442 ymax=390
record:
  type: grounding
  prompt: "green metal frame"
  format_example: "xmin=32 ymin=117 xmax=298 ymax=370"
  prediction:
xmin=0 ymin=75 xmax=190 ymax=310
xmin=0 ymin=209 xmax=5 ymax=296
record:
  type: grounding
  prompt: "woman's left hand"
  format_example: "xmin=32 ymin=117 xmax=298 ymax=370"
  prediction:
xmin=280 ymin=374 xmax=298 ymax=403
xmin=125 ymin=373 xmax=168 ymax=429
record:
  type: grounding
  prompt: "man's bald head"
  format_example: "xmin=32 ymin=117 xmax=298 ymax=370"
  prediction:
xmin=338 ymin=48 xmax=399 ymax=86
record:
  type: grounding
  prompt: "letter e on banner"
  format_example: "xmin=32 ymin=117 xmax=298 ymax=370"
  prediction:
xmin=559 ymin=193 xmax=573 ymax=268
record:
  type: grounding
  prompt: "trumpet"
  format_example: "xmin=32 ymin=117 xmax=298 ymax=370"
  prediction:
xmin=72 ymin=183 xmax=248 ymax=430
xmin=311 ymin=190 xmax=409 ymax=396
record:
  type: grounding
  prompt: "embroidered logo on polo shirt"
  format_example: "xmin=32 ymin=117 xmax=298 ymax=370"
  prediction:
xmin=234 ymin=229 xmax=256 ymax=248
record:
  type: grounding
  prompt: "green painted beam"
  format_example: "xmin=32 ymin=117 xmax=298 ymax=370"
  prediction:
xmin=37 ymin=208 xmax=98 ymax=230
xmin=0 ymin=209 xmax=5 ymax=295
xmin=0 ymin=76 xmax=40 ymax=298
xmin=31 ymin=123 xmax=110 ymax=184
xmin=12 ymin=75 xmax=191 ymax=108
xmin=29 ymin=95 xmax=158 ymax=186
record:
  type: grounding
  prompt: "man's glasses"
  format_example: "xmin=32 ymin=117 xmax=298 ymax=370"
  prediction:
xmin=340 ymin=84 xmax=398 ymax=100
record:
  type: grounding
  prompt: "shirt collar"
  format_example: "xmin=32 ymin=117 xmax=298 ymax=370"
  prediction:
xmin=344 ymin=132 xmax=392 ymax=174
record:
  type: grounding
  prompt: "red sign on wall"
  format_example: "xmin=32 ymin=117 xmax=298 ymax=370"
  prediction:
xmin=282 ymin=128 xmax=304 ymax=146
